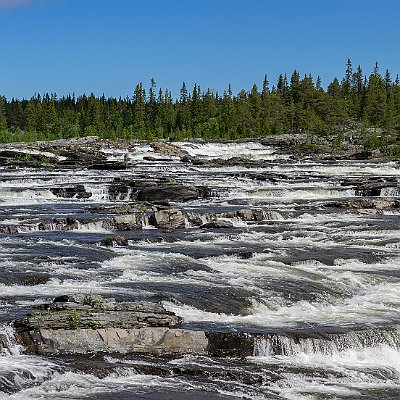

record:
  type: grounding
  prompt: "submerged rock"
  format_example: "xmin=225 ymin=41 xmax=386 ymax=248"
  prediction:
xmin=100 ymin=235 xmax=129 ymax=247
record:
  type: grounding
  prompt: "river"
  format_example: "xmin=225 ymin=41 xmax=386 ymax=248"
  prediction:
xmin=0 ymin=141 xmax=399 ymax=399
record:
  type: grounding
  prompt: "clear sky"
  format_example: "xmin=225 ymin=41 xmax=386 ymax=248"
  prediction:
xmin=1 ymin=0 xmax=399 ymax=99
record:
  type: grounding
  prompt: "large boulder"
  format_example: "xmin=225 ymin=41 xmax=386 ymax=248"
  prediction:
xmin=110 ymin=214 xmax=142 ymax=230
xmin=149 ymin=209 xmax=185 ymax=230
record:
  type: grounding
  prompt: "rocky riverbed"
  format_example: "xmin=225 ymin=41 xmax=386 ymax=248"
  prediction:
xmin=0 ymin=138 xmax=399 ymax=399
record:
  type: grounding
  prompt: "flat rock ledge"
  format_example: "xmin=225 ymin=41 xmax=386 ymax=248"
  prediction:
xmin=13 ymin=295 xmax=255 ymax=358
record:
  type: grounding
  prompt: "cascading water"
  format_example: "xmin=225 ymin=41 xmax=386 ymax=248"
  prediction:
xmin=0 ymin=141 xmax=399 ymax=399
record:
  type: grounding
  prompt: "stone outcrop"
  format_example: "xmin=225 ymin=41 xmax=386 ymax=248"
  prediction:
xmin=149 ymin=209 xmax=185 ymax=230
xmin=13 ymin=295 xmax=263 ymax=358
xmin=51 ymin=185 xmax=92 ymax=199
xmin=38 ymin=217 xmax=80 ymax=231
xmin=151 ymin=142 xmax=190 ymax=159
xmin=108 ymin=214 xmax=143 ymax=230
xmin=0 ymin=150 xmax=57 ymax=168
xmin=339 ymin=177 xmax=399 ymax=197
xmin=0 ymin=207 xmax=278 ymax=235
xmin=325 ymin=198 xmax=400 ymax=210
xmin=22 ymin=327 xmax=208 ymax=356
xmin=136 ymin=183 xmax=201 ymax=203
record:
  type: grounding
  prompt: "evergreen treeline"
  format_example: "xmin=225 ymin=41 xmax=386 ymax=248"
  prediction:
xmin=0 ymin=60 xmax=399 ymax=144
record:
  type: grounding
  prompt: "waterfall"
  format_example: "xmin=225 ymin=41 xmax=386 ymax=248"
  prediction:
xmin=253 ymin=327 xmax=400 ymax=357
xmin=0 ymin=324 xmax=22 ymax=356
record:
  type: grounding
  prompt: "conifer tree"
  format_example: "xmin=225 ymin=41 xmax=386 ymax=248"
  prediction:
xmin=0 ymin=96 xmax=7 ymax=132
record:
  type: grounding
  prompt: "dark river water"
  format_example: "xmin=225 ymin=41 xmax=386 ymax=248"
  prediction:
xmin=0 ymin=141 xmax=399 ymax=399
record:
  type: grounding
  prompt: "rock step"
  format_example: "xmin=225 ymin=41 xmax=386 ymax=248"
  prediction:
xmin=0 ymin=207 xmax=281 ymax=235
xmin=16 ymin=327 xmax=256 ymax=358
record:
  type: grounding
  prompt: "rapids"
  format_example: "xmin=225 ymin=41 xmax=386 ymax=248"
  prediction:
xmin=0 ymin=141 xmax=399 ymax=399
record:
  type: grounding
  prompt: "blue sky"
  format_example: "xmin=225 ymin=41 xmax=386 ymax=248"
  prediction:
xmin=1 ymin=0 xmax=399 ymax=99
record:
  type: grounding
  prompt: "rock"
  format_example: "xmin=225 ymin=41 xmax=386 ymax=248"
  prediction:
xmin=201 ymin=219 xmax=234 ymax=229
xmin=151 ymin=142 xmax=190 ymax=159
xmin=108 ymin=181 xmax=132 ymax=200
xmin=18 ymin=327 xmax=208 ymax=356
xmin=136 ymin=184 xmax=200 ymax=203
xmin=206 ymin=332 xmax=254 ymax=357
xmin=57 ymin=147 xmax=106 ymax=166
xmin=350 ymin=151 xmax=372 ymax=160
xmin=0 ymin=225 xmax=18 ymax=234
xmin=339 ymin=177 xmax=398 ymax=197
xmin=325 ymin=198 xmax=400 ymax=209
xmin=38 ymin=217 xmax=79 ymax=231
xmin=87 ymin=162 xmax=128 ymax=170
xmin=0 ymin=150 xmax=57 ymax=167
xmin=110 ymin=214 xmax=142 ymax=230
xmin=237 ymin=208 xmax=264 ymax=221
xmin=15 ymin=297 xmax=182 ymax=335
xmin=51 ymin=185 xmax=92 ymax=199
xmin=149 ymin=209 xmax=185 ymax=230
xmin=185 ymin=212 xmax=205 ymax=227
xmin=100 ymin=235 xmax=128 ymax=247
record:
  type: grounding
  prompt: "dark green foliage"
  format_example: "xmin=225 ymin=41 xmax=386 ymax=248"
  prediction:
xmin=0 ymin=61 xmax=399 ymax=143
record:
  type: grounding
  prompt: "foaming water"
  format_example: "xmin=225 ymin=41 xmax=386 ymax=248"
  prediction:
xmin=0 ymin=142 xmax=399 ymax=399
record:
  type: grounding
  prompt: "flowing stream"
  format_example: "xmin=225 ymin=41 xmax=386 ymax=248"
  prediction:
xmin=0 ymin=141 xmax=399 ymax=399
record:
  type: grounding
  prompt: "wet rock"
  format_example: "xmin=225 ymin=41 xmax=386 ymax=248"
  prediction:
xmin=38 ymin=217 xmax=79 ymax=231
xmin=0 ymin=225 xmax=18 ymax=234
xmin=51 ymin=185 xmax=92 ymax=199
xmin=56 ymin=147 xmax=106 ymax=166
xmin=185 ymin=212 xmax=206 ymax=227
xmin=53 ymin=294 xmax=86 ymax=304
xmin=247 ymin=172 xmax=288 ymax=182
xmin=201 ymin=219 xmax=234 ymax=229
xmin=350 ymin=151 xmax=372 ymax=160
xmin=237 ymin=208 xmax=264 ymax=221
xmin=206 ymin=332 xmax=255 ymax=357
xmin=340 ymin=177 xmax=398 ymax=197
xmin=149 ymin=209 xmax=185 ymax=230
xmin=137 ymin=183 xmax=200 ymax=203
xmin=325 ymin=198 xmax=400 ymax=209
xmin=87 ymin=161 xmax=129 ymax=170
xmin=100 ymin=235 xmax=129 ymax=247
xmin=110 ymin=214 xmax=142 ymax=230
xmin=107 ymin=181 xmax=133 ymax=201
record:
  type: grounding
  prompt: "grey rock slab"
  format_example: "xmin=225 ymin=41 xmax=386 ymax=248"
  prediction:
xmin=36 ymin=327 xmax=208 ymax=356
